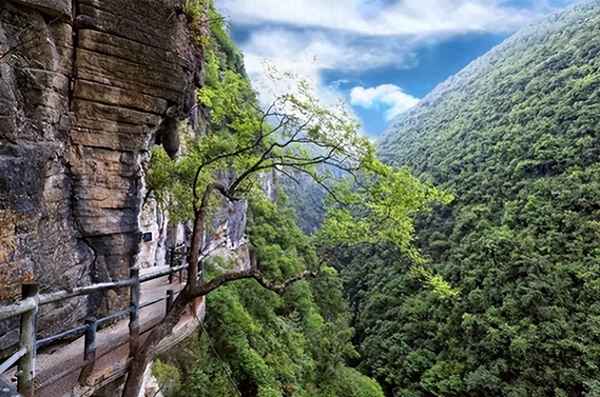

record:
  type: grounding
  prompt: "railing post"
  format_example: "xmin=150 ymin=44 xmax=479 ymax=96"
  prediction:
xmin=166 ymin=290 xmax=174 ymax=315
xmin=79 ymin=317 xmax=97 ymax=384
xmin=168 ymin=248 xmax=174 ymax=284
xmin=129 ymin=268 xmax=140 ymax=358
xmin=179 ymin=245 xmax=185 ymax=283
xmin=18 ymin=283 xmax=38 ymax=397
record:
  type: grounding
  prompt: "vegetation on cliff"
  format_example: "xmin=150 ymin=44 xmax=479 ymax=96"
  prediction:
xmin=344 ymin=3 xmax=600 ymax=396
xmin=154 ymin=195 xmax=384 ymax=397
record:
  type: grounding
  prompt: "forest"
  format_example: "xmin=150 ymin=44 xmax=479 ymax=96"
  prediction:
xmin=366 ymin=2 xmax=600 ymax=396
xmin=4 ymin=0 xmax=598 ymax=396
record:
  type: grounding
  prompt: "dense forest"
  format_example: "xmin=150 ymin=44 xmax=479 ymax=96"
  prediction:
xmin=154 ymin=195 xmax=385 ymax=397
xmin=349 ymin=2 xmax=600 ymax=396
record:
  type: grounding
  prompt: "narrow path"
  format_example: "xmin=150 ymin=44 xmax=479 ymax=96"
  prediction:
xmin=4 ymin=270 xmax=203 ymax=397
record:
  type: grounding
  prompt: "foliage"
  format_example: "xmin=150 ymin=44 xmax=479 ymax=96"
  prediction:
xmin=318 ymin=158 xmax=453 ymax=262
xmin=183 ymin=0 xmax=244 ymax=74
xmin=147 ymin=54 xmax=375 ymax=223
xmin=155 ymin=196 xmax=385 ymax=397
xmin=153 ymin=359 xmax=182 ymax=396
xmin=348 ymin=3 xmax=600 ymax=396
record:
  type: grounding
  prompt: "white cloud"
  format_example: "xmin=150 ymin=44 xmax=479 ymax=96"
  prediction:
xmin=240 ymin=30 xmax=338 ymax=106
xmin=351 ymin=84 xmax=420 ymax=120
xmin=239 ymin=28 xmax=415 ymax=122
xmin=241 ymin=28 xmax=414 ymax=77
xmin=236 ymin=28 xmax=418 ymax=111
xmin=242 ymin=30 xmax=339 ymax=83
xmin=219 ymin=0 xmax=542 ymax=37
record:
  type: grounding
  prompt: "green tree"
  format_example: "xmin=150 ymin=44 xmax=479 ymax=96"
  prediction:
xmin=124 ymin=60 xmax=445 ymax=397
xmin=121 ymin=3 xmax=449 ymax=395
xmin=154 ymin=195 xmax=386 ymax=396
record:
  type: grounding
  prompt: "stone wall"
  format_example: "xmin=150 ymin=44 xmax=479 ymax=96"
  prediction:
xmin=0 ymin=0 xmax=203 ymax=349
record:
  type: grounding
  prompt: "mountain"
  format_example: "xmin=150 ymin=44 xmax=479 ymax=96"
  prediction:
xmin=346 ymin=2 xmax=600 ymax=396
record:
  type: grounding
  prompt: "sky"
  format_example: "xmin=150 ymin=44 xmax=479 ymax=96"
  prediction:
xmin=217 ymin=0 xmax=579 ymax=137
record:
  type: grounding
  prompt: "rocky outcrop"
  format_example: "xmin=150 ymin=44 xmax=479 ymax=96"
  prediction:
xmin=0 ymin=0 xmax=203 ymax=349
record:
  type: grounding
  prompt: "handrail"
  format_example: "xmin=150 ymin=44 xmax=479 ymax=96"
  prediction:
xmin=0 ymin=250 xmax=188 ymax=397
xmin=98 ymin=308 xmax=132 ymax=327
xmin=36 ymin=325 xmax=88 ymax=350
xmin=39 ymin=279 xmax=136 ymax=306
xmin=0 ymin=281 xmax=135 ymax=322
xmin=0 ymin=299 xmax=37 ymax=322
xmin=140 ymin=264 xmax=186 ymax=283
xmin=0 ymin=347 xmax=26 ymax=375
xmin=0 ymin=265 xmax=186 ymax=319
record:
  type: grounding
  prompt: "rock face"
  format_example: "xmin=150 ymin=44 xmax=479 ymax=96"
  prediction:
xmin=0 ymin=0 xmax=203 ymax=349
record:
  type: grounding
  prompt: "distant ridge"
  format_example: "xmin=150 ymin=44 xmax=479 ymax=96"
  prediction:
xmin=350 ymin=2 xmax=600 ymax=395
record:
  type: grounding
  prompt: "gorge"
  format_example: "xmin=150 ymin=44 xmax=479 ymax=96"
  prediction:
xmin=1 ymin=1 xmax=600 ymax=397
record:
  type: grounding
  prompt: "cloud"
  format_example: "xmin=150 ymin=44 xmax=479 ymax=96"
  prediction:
xmin=219 ymin=0 xmax=543 ymax=37
xmin=239 ymin=28 xmax=418 ymax=119
xmin=240 ymin=30 xmax=340 ymax=106
xmin=235 ymin=27 xmax=419 ymax=111
xmin=219 ymin=0 xmax=549 ymax=103
xmin=241 ymin=28 xmax=416 ymax=76
xmin=351 ymin=84 xmax=420 ymax=120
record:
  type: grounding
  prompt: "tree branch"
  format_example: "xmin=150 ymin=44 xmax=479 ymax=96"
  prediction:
xmin=191 ymin=267 xmax=317 ymax=297
xmin=282 ymin=165 xmax=348 ymax=206
xmin=191 ymin=248 xmax=318 ymax=297
xmin=252 ymin=270 xmax=317 ymax=294
xmin=190 ymin=120 xmax=293 ymax=203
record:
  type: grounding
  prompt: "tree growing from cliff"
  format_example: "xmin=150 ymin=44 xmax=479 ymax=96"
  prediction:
xmin=121 ymin=49 xmax=449 ymax=395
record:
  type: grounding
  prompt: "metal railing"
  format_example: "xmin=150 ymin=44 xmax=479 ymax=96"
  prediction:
xmin=0 ymin=247 xmax=188 ymax=397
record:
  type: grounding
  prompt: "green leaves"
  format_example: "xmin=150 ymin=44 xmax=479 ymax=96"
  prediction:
xmin=156 ymin=195 xmax=383 ymax=397
xmin=319 ymin=159 xmax=453 ymax=262
xmin=147 ymin=4 xmax=458 ymax=396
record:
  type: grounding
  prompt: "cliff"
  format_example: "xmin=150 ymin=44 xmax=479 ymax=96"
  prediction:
xmin=0 ymin=0 xmax=204 ymax=351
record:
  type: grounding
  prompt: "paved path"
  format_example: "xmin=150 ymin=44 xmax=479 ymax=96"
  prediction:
xmin=3 ymin=270 xmax=204 ymax=397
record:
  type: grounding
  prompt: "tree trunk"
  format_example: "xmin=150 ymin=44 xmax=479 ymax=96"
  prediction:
xmin=188 ymin=207 xmax=204 ymax=285
xmin=189 ymin=186 xmax=213 ymax=285
xmin=122 ymin=189 xmax=210 ymax=397
xmin=121 ymin=291 xmax=191 ymax=397
xmin=119 ymin=184 xmax=312 ymax=396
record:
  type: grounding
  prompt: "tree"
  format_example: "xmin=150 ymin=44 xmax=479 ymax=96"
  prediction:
xmin=121 ymin=54 xmax=448 ymax=396
xmin=363 ymin=3 xmax=600 ymax=395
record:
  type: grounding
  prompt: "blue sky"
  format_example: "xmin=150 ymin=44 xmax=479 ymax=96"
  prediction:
xmin=218 ymin=0 xmax=579 ymax=137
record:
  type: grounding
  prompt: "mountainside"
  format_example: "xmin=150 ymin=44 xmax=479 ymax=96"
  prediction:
xmin=348 ymin=2 xmax=600 ymax=396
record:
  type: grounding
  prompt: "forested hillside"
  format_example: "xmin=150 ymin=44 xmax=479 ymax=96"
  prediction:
xmin=143 ymin=0 xmax=454 ymax=395
xmin=155 ymin=195 xmax=385 ymax=396
xmin=347 ymin=2 xmax=600 ymax=396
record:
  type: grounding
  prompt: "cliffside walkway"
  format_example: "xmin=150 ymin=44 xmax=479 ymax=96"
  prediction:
xmin=0 ymin=263 xmax=203 ymax=397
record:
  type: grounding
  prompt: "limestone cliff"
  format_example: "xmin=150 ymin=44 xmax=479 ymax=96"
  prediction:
xmin=0 ymin=0 xmax=205 ymax=350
